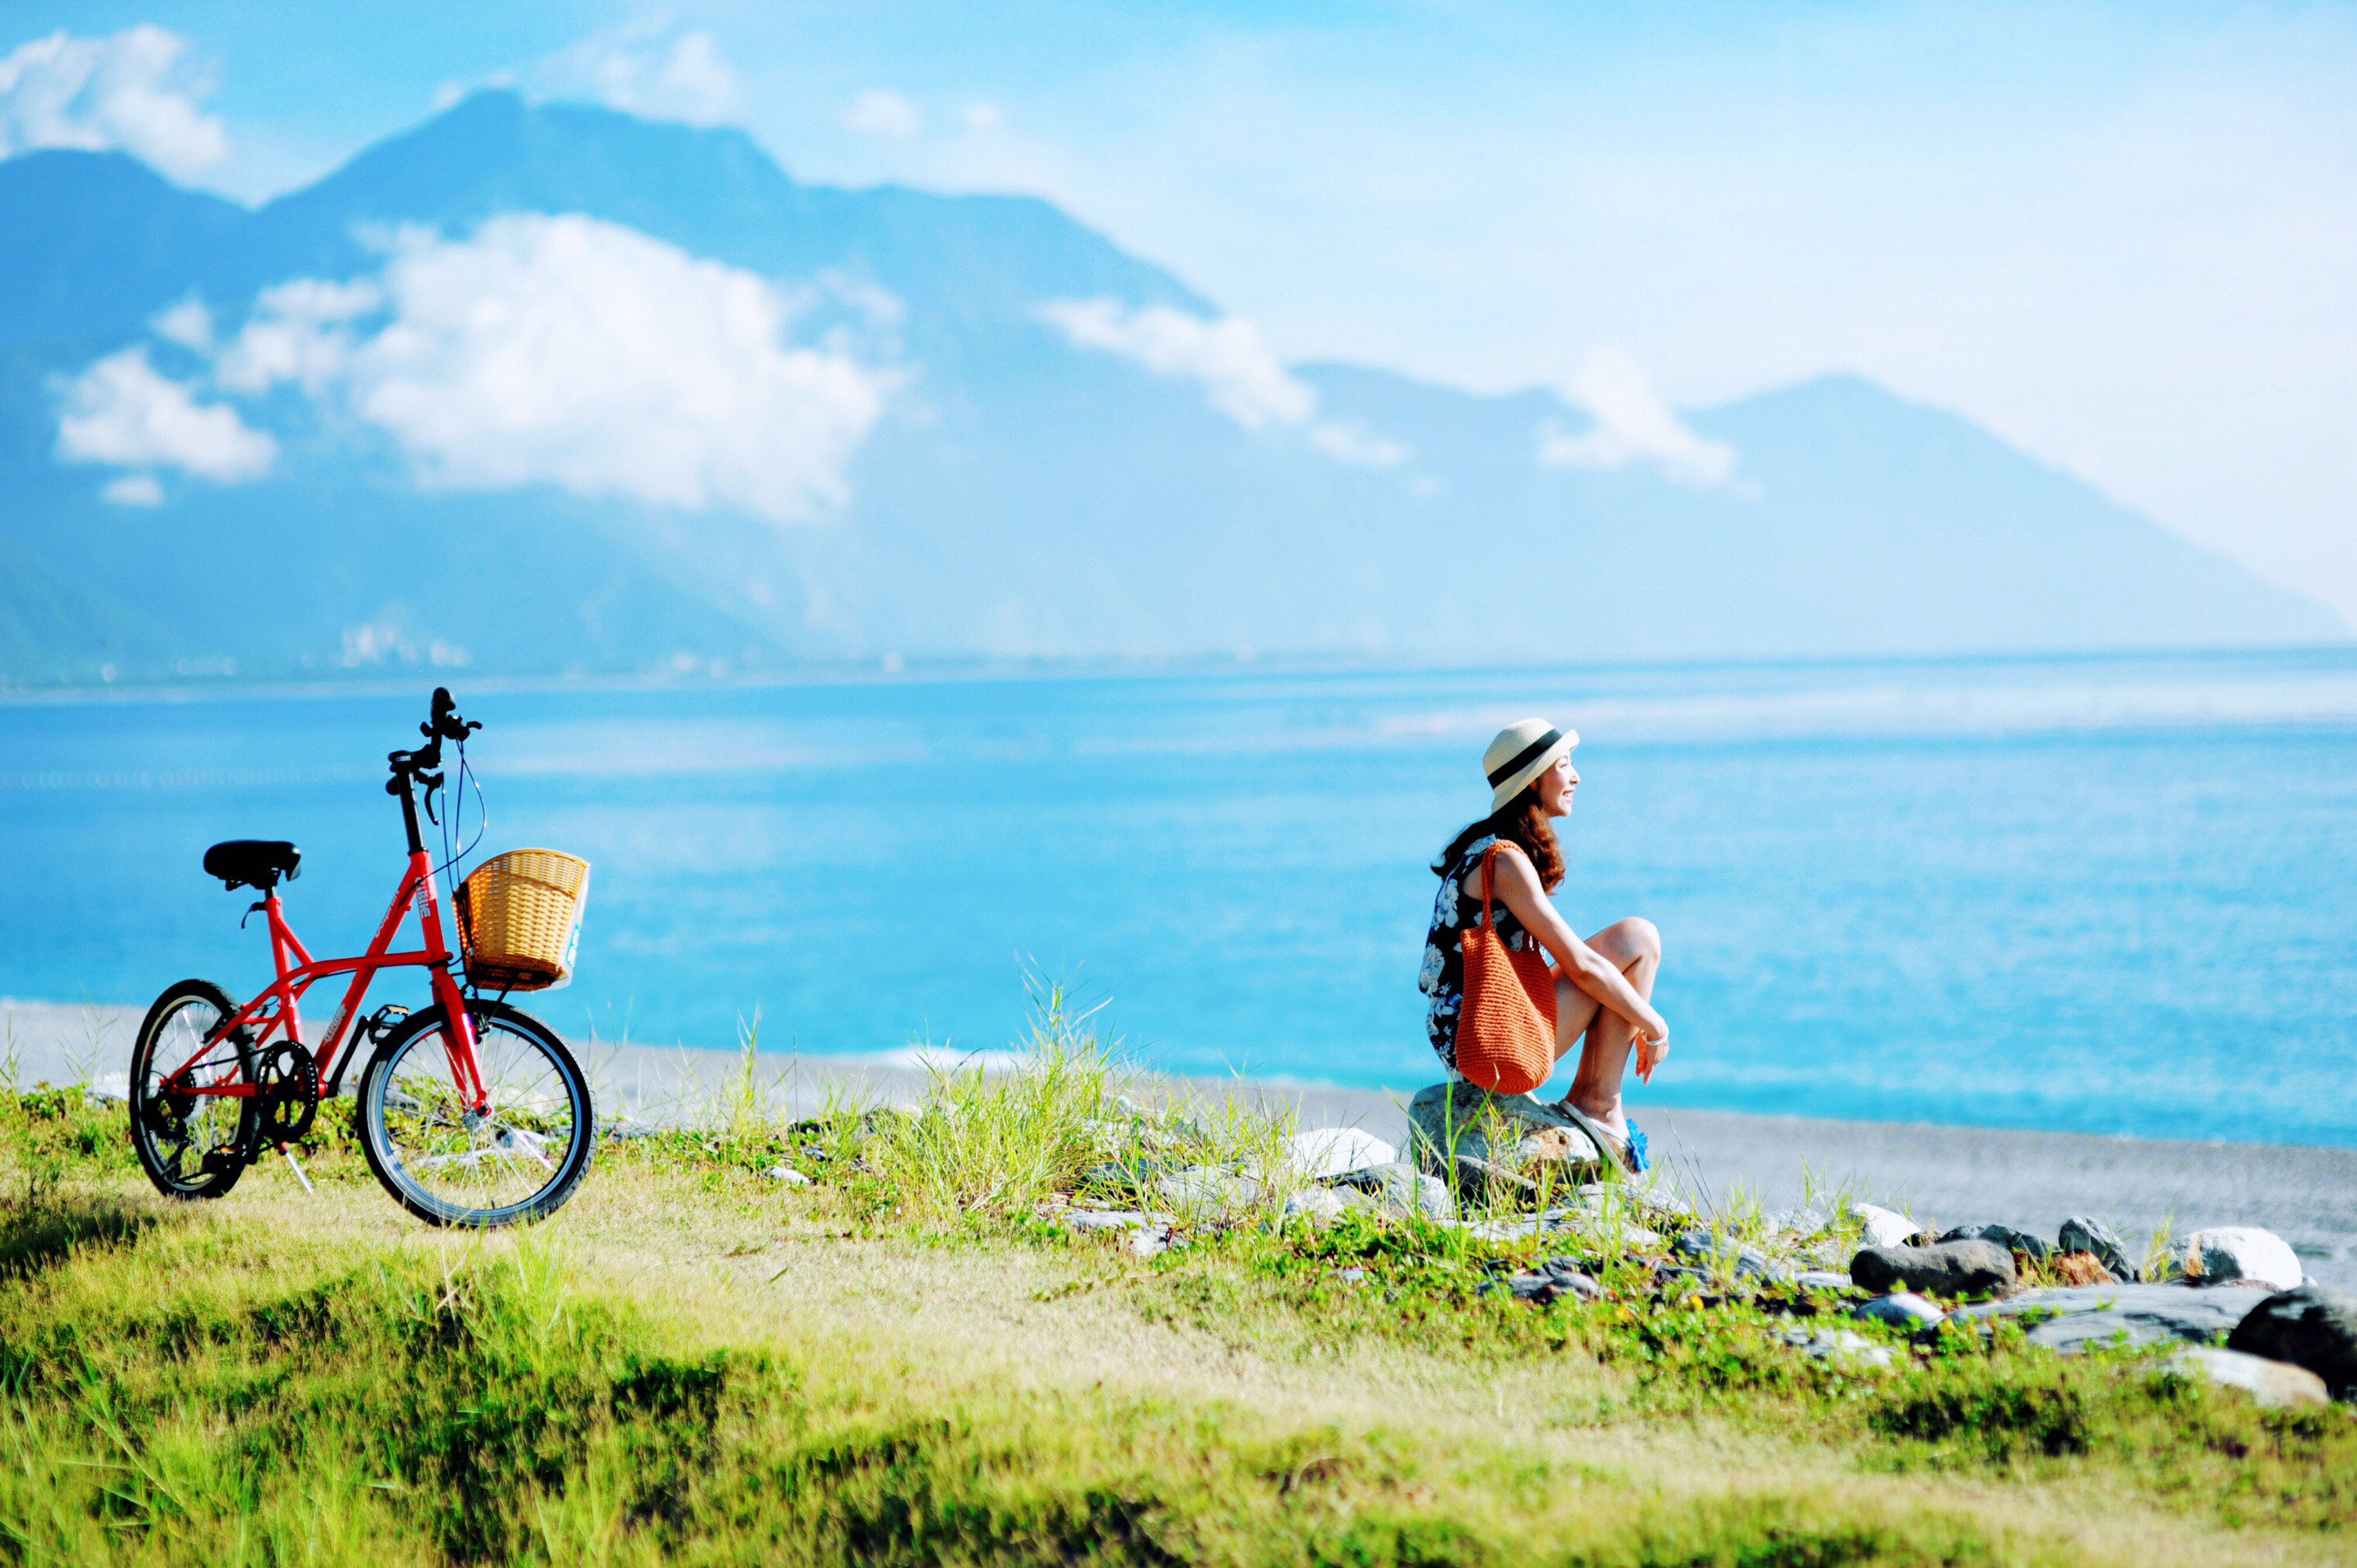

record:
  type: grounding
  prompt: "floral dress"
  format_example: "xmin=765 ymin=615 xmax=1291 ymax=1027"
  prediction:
xmin=1419 ymin=834 xmax=1546 ymax=1076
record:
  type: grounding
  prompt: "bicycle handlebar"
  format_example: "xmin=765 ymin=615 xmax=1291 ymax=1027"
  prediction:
xmin=387 ymin=687 xmax=482 ymax=791
xmin=426 ymin=686 xmax=481 ymax=745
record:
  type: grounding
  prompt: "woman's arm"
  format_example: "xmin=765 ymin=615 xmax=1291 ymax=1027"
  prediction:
xmin=1477 ymin=845 xmax=1667 ymax=1045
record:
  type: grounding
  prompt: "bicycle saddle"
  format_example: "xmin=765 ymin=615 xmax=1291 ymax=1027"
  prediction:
xmin=203 ymin=840 xmax=301 ymax=891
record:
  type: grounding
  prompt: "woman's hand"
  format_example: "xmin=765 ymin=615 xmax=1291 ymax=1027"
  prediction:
xmin=1634 ymin=1016 xmax=1670 ymax=1083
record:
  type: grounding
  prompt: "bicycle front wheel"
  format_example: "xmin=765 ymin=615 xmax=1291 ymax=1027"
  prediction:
xmin=356 ymin=1001 xmax=595 ymax=1227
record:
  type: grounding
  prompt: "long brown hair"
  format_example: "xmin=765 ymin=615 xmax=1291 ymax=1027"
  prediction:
xmin=1432 ymin=782 xmax=1565 ymax=893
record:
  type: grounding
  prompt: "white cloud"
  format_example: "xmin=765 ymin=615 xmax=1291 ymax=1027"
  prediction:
xmin=1040 ymin=298 xmax=1310 ymax=427
xmin=220 ymin=214 xmax=889 ymax=522
xmin=960 ymin=101 xmax=1004 ymax=132
xmin=537 ymin=21 xmax=741 ymax=126
xmin=56 ymin=349 xmax=275 ymax=482
xmin=100 ymin=473 xmax=163 ymax=506
xmin=0 ymin=26 xmax=227 ymax=177
xmin=1537 ymin=347 xmax=1736 ymax=487
xmin=213 ymin=276 xmax=383 ymax=394
xmin=1037 ymin=297 xmax=1407 ymax=466
xmin=845 ymin=89 xmax=922 ymax=140
xmin=1310 ymin=421 xmax=1409 ymax=468
xmin=150 ymin=298 xmax=212 ymax=351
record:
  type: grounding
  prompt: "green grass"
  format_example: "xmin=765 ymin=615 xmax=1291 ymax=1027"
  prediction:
xmin=0 ymin=1012 xmax=2349 ymax=1566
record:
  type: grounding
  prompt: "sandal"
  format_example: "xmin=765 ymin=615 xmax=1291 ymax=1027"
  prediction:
xmin=1557 ymin=1102 xmax=1649 ymax=1175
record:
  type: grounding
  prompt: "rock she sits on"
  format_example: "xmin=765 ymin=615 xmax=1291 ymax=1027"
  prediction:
xmin=1401 ymin=1083 xmax=1605 ymax=1184
xmin=2226 ymin=1285 xmax=2357 ymax=1397
xmin=1851 ymin=1240 xmax=2016 ymax=1298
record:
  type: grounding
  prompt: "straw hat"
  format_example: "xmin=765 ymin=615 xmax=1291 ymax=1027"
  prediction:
xmin=1483 ymin=718 xmax=1577 ymax=812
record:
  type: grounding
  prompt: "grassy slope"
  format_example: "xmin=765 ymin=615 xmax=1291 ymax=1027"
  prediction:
xmin=0 ymin=1073 xmax=2350 ymax=1567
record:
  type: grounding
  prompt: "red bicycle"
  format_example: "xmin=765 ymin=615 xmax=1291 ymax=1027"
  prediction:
xmin=127 ymin=688 xmax=595 ymax=1227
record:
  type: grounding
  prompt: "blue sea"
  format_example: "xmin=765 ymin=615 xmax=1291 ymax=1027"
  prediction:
xmin=3 ymin=648 xmax=2354 ymax=1146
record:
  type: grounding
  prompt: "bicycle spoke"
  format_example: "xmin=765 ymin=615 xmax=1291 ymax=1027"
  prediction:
xmin=372 ymin=1015 xmax=582 ymax=1220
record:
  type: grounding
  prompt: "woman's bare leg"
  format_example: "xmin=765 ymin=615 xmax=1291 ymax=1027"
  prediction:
xmin=1552 ymin=918 xmax=1660 ymax=1138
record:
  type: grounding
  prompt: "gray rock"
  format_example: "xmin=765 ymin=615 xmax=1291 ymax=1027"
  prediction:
xmin=1673 ymin=1230 xmax=1779 ymax=1281
xmin=2181 ymin=1227 xmax=2304 ymax=1290
xmin=1852 ymin=1291 xmax=1945 ymax=1330
xmin=1401 ymin=1083 xmax=1606 ymax=1190
xmin=1937 ymin=1223 xmax=2053 ymax=1263
xmin=1495 ymin=1263 xmax=1603 ymax=1307
xmin=1777 ymin=1328 xmax=1894 ymax=1370
xmin=1851 ymin=1239 xmax=2016 ymax=1298
xmin=2058 ymin=1215 xmax=2141 ymax=1282
xmin=2169 ymin=1347 xmax=2332 ymax=1409
xmin=2224 ymin=1284 xmax=2357 ymax=1396
xmin=1947 ymin=1282 xmax=2274 ymax=1354
xmin=1791 ymin=1270 xmax=1860 ymax=1294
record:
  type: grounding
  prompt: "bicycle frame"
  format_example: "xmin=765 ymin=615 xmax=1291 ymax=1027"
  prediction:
xmin=163 ymin=830 xmax=488 ymax=1120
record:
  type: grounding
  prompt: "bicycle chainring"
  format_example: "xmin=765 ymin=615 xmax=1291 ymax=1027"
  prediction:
xmin=254 ymin=1042 xmax=320 ymax=1143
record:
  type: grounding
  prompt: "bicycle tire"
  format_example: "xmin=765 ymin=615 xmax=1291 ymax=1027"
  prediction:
xmin=127 ymin=978 xmax=257 ymax=1200
xmin=355 ymin=1000 xmax=595 ymax=1227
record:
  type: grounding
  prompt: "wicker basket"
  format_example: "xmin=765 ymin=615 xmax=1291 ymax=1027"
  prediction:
xmin=455 ymin=849 xmax=591 ymax=992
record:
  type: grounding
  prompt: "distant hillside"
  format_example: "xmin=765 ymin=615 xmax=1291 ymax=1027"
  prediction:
xmin=0 ymin=91 xmax=2336 ymax=684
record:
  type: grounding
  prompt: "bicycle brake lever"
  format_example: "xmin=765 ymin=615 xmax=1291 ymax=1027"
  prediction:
xmin=420 ymin=776 xmax=443 ymax=825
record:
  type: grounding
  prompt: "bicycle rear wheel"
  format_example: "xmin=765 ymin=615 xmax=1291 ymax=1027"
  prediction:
xmin=128 ymin=979 xmax=257 ymax=1200
xmin=356 ymin=1000 xmax=594 ymax=1227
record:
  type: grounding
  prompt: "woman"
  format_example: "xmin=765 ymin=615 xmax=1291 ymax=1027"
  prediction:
xmin=1418 ymin=718 xmax=1668 ymax=1172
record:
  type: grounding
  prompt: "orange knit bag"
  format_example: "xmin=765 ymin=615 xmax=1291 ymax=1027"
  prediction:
xmin=1454 ymin=843 xmax=1558 ymax=1095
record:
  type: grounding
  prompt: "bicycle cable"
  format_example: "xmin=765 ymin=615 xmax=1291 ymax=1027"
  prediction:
xmin=434 ymin=735 xmax=488 ymax=897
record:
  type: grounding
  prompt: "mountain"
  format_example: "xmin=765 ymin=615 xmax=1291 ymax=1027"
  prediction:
xmin=0 ymin=91 xmax=2337 ymax=684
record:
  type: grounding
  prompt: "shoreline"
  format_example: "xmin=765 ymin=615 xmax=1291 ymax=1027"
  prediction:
xmin=14 ymin=1000 xmax=2351 ymax=1290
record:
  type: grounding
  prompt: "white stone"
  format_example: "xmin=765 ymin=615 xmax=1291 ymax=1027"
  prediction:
xmin=1850 ymin=1203 xmax=1921 ymax=1249
xmin=762 ymin=1165 xmax=810 ymax=1186
xmin=2183 ymin=1227 xmax=2304 ymax=1291
xmin=1286 ymin=1128 xmax=1397 ymax=1178
xmin=2170 ymin=1347 xmax=2330 ymax=1409
xmin=1853 ymin=1292 xmax=1944 ymax=1329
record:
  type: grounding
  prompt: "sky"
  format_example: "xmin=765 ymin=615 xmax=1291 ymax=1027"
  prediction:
xmin=3 ymin=1 xmax=2354 ymax=625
